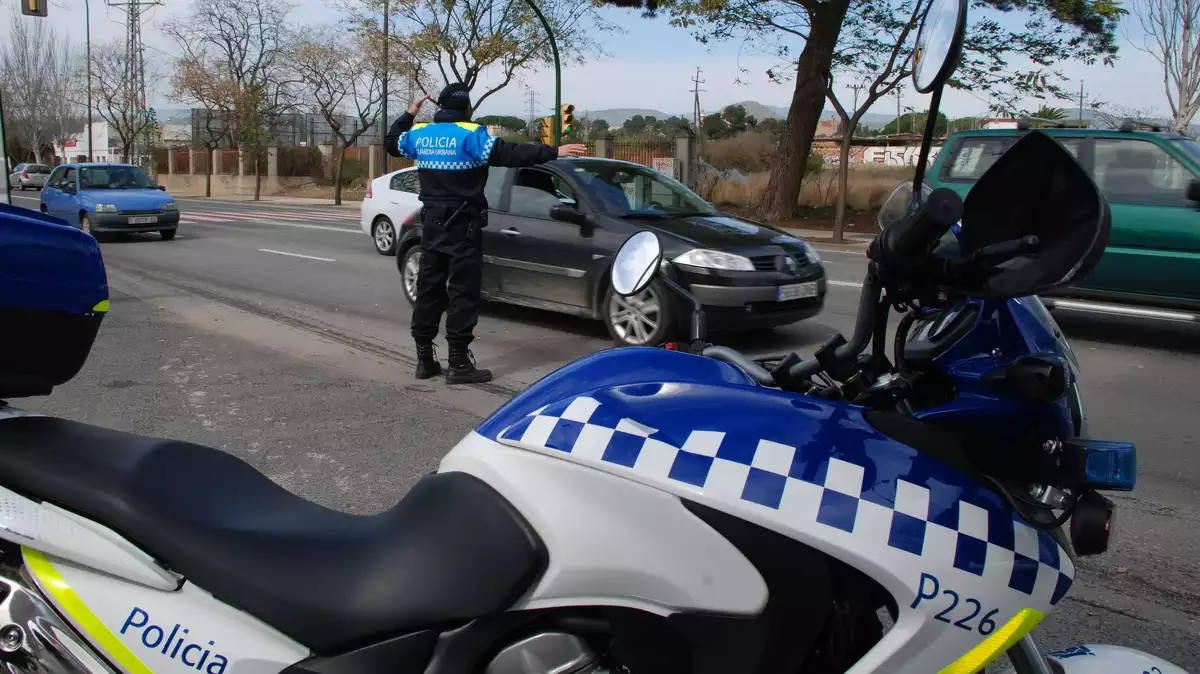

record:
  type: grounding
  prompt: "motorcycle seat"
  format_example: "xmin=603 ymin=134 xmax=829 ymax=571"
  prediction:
xmin=0 ymin=415 xmax=547 ymax=653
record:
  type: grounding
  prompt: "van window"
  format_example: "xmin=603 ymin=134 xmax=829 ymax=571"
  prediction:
xmin=942 ymin=137 xmax=1012 ymax=181
xmin=1093 ymin=139 xmax=1192 ymax=206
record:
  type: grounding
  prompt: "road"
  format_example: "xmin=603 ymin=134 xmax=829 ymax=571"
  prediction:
xmin=8 ymin=192 xmax=1200 ymax=669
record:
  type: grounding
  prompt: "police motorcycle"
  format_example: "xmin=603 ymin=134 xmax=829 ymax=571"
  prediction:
xmin=0 ymin=1 xmax=1190 ymax=674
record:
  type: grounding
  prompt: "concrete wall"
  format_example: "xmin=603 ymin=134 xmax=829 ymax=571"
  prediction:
xmin=158 ymin=174 xmax=312 ymax=197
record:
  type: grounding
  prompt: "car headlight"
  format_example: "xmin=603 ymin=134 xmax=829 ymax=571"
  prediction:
xmin=800 ymin=242 xmax=821 ymax=264
xmin=94 ymin=204 xmax=118 ymax=213
xmin=673 ymin=249 xmax=755 ymax=272
xmin=162 ymin=202 xmax=177 ymax=211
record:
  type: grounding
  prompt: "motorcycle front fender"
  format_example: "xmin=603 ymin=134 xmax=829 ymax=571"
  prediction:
xmin=997 ymin=644 xmax=1191 ymax=674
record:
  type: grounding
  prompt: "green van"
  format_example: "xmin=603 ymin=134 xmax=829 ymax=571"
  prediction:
xmin=927 ymin=125 xmax=1200 ymax=318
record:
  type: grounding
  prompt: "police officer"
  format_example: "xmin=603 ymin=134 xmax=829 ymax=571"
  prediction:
xmin=386 ymin=83 xmax=587 ymax=385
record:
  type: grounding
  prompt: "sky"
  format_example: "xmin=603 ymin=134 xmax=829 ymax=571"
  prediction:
xmin=6 ymin=0 xmax=1169 ymax=122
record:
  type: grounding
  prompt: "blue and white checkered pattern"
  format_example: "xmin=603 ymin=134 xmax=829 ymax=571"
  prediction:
xmin=498 ymin=395 xmax=1075 ymax=606
xmin=416 ymin=158 xmax=487 ymax=170
xmin=478 ymin=135 xmax=497 ymax=164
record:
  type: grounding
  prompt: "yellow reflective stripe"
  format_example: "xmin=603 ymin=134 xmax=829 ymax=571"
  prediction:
xmin=23 ymin=548 xmax=153 ymax=674
xmin=454 ymin=122 xmax=480 ymax=130
xmin=92 ymin=299 xmax=110 ymax=313
xmin=411 ymin=123 xmax=429 ymax=130
xmin=938 ymin=608 xmax=1045 ymax=674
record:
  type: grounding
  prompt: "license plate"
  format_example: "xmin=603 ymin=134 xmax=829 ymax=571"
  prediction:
xmin=776 ymin=282 xmax=818 ymax=301
xmin=128 ymin=216 xmax=158 ymax=224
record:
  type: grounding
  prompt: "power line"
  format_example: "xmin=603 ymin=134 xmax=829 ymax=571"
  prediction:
xmin=107 ymin=0 xmax=160 ymax=161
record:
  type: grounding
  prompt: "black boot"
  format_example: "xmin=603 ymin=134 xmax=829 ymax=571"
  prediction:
xmin=446 ymin=346 xmax=492 ymax=385
xmin=415 ymin=342 xmax=442 ymax=380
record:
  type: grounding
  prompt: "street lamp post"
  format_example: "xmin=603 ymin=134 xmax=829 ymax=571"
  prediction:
xmin=379 ymin=0 xmax=389 ymax=176
xmin=522 ymin=0 xmax=561 ymax=146
xmin=85 ymin=0 xmax=93 ymax=162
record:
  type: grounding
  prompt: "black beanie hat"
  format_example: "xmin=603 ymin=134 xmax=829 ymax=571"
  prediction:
xmin=438 ymin=82 xmax=471 ymax=111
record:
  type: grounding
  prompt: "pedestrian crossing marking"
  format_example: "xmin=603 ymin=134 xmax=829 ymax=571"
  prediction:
xmin=179 ymin=210 xmax=359 ymax=224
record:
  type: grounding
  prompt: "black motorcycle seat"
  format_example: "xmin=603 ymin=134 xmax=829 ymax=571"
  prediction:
xmin=0 ymin=415 xmax=547 ymax=653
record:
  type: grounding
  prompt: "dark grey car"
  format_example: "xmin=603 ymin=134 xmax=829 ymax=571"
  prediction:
xmin=7 ymin=164 xmax=51 ymax=191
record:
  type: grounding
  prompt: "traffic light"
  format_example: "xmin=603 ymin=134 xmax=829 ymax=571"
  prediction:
xmin=22 ymin=0 xmax=47 ymax=16
xmin=560 ymin=104 xmax=576 ymax=137
xmin=537 ymin=117 xmax=554 ymax=145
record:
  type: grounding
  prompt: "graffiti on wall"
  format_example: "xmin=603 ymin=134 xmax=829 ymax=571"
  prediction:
xmin=809 ymin=141 xmax=943 ymax=166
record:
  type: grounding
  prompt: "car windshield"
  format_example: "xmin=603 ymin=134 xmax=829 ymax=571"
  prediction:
xmin=80 ymin=165 xmax=156 ymax=189
xmin=570 ymin=163 xmax=716 ymax=217
xmin=28 ymin=165 xmax=50 ymax=174
xmin=1170 ymin=138 xmax=1200 ymax=163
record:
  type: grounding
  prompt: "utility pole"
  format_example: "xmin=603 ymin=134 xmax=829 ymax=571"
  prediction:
xmin=85 ymin=0 xmax=93 ymax=161
xmin=690 ymin=67 xmax=705 ymax=136
xmin=1077 ymin=80 xmax=1085 ymax=124
xmin=107 ymin=0 xmax=158 ymax=162
xmin=894 ymin=85 xmax=902 ymax=136
xmin=849 ymin=82 xmax=866 ymax=111
xmin=526 ymin=87 xmax=539 ymax=132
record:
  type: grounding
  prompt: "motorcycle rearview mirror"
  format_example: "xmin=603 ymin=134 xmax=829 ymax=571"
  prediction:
xmin=908 ymin=0 xmax=968 ymax=193
xmin=611 ymin=231 xmax=710 ymax=350
xmin=611 ymin=230 xmax=663 ymax=297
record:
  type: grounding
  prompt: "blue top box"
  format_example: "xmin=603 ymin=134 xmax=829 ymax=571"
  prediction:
xmin=0 ymin=203 xmax=108 ymax=315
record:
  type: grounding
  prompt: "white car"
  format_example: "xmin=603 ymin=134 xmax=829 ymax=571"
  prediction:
xmin=361 ymin=167 xmax=422 ymax=255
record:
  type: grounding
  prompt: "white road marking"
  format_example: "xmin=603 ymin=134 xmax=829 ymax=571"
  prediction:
xmin=828 ymin=280 xmax=864 ymax=288
xmin=257 ymin=248 xmax=337 ymax=262
xmin=188 ymin=218 xmax=359 ymax=234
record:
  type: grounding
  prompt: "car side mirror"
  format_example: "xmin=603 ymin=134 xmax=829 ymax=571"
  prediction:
xmin=157 ymin=185 xmax=166 ymax=191
xmin=549 ymin=203 xmax=594 ymax=238
xmin=1187 ymin=179 xmax=1200 ymax=204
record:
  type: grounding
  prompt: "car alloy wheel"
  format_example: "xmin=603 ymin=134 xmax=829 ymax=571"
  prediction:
xmin=373 ymin=217 xmax=396 ymax=255
xmin=608 ymin=285 xmax=664 ymax=346
xmin=401 ymin=247 xmax=421 ymax=306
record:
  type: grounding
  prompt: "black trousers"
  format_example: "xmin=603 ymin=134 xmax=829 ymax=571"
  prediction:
xmin=410 ymin=203 xmax=485 ymax=349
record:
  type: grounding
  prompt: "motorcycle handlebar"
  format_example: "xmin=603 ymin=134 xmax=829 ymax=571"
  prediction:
xmin=699 ymin=276 xmax=883 ymax=387
xmin=701 ymin=346 xmax=777 ymax=386
xmin=786 ymin=275 xmax=883 ymax=380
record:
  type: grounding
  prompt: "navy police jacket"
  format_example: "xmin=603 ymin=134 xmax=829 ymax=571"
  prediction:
xmin=385 ymin=109 xmax=557 ymax=211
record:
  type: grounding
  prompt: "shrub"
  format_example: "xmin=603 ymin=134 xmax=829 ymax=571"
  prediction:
xmin=707 ymin=164 xmax=914 ymax=214
xmin=339 ymin=158 xmax=367 ymax=186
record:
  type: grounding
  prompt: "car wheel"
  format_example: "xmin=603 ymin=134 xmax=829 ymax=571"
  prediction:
xmin=604 ymin=280 xmax=674 ymax=347
xmin=39 ymin=205 xmax=47 ymax=213
xmin=400 ymin=245 xmax=422 ymax=308
xmin=372 ymin=217 xmax=397 ymax=256
xmin=160 ymin=229 xmax=177 ymax=241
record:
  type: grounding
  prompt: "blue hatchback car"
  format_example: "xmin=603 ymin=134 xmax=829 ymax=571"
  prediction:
xmin=39 ymin=163 xmax=180 ymax=240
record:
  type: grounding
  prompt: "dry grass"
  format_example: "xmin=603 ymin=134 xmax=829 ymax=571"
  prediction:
xmin=706 ymin=165 xmax=913 ymax=212
xmin=699 ymin=132 xmax=915 ymax=214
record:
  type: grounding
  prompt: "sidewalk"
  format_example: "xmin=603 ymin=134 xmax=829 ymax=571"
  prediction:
xmin=783 ymin=227 xmax=874 ymax=253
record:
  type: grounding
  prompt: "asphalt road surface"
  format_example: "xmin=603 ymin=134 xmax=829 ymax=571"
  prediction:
xmin=8 ymin=192 xmax=1200 ymax=669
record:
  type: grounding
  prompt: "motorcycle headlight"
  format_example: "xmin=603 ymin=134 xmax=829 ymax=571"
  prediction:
xmin=673 ymin=249 xmax=755 ymax=272
xmin=94 ymin=203 xmax=118 ymax=213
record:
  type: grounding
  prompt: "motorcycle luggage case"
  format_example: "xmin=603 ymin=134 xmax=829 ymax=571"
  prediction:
xmin=0 ymin=204 xmax=108 ymax=398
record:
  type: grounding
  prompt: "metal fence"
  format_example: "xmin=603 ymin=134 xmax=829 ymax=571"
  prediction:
xmin=609 ymin=139 xmax=673 ymax=167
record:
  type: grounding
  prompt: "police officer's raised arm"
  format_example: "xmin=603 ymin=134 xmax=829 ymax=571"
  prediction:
xmin=466 ymin=127 xmax=589 ymax=167
xmin=385 ymin=96 xmax=433 ymax=158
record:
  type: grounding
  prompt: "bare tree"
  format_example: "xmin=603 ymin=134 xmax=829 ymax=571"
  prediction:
xmin=351 ymin=0 xmax=610 ymax=113
xmin=1089 ymin=100 xmax=1170 ymax=129
xmin=46 ymin=42 xmax=86 ymax=163
xmin=290 ymin=27 xmax=389 ymax=205
xmin=90 ymin=41 xmax=159 ymax=162
xmin=822 ymin=0 xmax=921 ymax=241
xmin=169 ymin=58 xmax=237 ymax=197
xmin=0 ymin=12 xmax=59 ymax=163
xmin=165 ymin=0 xmax=297 ymax=199
xmin=1130 ymin=0 xmax=1200 ymax=133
